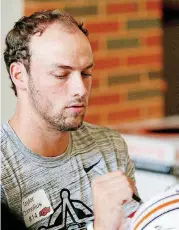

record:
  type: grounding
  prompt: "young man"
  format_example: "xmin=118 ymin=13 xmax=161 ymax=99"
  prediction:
xmin=1 ymin=10 xmax=139 ymax=230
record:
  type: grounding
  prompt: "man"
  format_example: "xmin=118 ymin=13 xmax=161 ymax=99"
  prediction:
xmin=1 ymin=10 xmax=139 ymax=230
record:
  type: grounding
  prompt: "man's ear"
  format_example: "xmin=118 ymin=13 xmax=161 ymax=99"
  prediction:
xmin=9 ymin=62 xmax=28 ymax=92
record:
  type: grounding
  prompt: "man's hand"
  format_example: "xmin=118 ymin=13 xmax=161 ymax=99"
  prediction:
xmin=91 ymin=171 xmax=134 ymax=230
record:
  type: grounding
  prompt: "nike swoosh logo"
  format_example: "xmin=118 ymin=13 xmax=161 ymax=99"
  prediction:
xmin=84 ymin=158 xmax=102 ymax=173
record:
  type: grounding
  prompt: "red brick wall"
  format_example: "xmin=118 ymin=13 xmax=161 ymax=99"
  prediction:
xmin=24 ymin=0 xmax=164 ymax=126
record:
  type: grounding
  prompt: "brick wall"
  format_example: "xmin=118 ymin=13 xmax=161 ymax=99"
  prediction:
xmin=24 ymin=0 xmax=164 ymax=126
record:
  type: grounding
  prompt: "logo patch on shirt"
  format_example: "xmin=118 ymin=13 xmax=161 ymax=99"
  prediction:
xmin=22 ymin=189 xmax=53 ymax=227
xmin=83 ymin=158 xmax=102 ymax=173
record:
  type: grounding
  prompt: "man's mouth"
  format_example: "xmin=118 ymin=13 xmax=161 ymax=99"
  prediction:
xmin=67 ymin=104 xmax=85 ymax=108
xmin=66 ymin=104 xmax=85 ymax=113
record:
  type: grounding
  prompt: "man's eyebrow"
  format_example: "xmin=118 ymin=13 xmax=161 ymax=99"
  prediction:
xmin=85 ymin=63 xmax=94 ymax=69
xmin=50 ymin=63 xmax=94 ymax=70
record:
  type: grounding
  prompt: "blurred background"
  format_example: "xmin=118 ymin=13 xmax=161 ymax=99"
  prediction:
xmin=1 ymin=0 xmax=179 ymax=201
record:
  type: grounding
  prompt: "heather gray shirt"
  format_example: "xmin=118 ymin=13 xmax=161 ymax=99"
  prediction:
xmin=1 ymin=122 xmax=138 ymax=230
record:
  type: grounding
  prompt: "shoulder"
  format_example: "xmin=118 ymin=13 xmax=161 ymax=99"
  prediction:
xmin=80 ymin=121 xmax=121 ymax=135
xmin=1 ymin=123 xmax=10 ymax=150
xmin=78 ymin=122 xmax=126 ymax=147
xmin=1 ymin=123 xmax=15 ymax=163
xmin=1 ymin=123 xmax=8 ymax=138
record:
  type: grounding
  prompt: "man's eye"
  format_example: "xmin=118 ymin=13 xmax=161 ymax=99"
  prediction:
xmin=53 ymin=74 xmax=68 ymax=79
xmin=82 ymin=73 xmax=92 ymax=78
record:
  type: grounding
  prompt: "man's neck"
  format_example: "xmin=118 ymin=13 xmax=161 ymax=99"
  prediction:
xmin=9 ymin=114 xmax=70 ymax=157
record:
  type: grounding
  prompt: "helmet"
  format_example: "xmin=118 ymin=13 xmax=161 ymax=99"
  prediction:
xmin=131 ymin=185 xmax=179 ymax=230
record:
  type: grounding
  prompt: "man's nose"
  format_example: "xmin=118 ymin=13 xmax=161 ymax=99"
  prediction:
xmin=69 ymin=72 xmax=87 ymax=98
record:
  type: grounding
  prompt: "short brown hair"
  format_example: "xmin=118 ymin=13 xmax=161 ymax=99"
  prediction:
xmin=4 ymin=9 xmax=89 ymax=96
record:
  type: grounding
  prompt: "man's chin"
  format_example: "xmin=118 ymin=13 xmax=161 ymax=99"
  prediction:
xmin=57 ymin=119 xmax=83 ymax=132
xmin=67 ymin=120 xmax=83 ymax=131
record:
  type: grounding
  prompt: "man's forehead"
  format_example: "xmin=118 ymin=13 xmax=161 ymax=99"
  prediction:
xmin=30 ymin=25 xmax=91 ymax=55
xmin=29 ymin=22 xmax=93 ymax=67
xmin=31 ymin=22 xmax=86 ymax=43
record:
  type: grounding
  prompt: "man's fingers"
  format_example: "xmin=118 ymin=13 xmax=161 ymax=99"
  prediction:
xmin=92 ymin=173 xmax=133 ymax=204
xmin=92 ymin=171 xmax=132 ymax=193
xmin=92 ymin=171 xmax=134 ymax=230
xmin=92 ymin=170 xmax=123 ymax=184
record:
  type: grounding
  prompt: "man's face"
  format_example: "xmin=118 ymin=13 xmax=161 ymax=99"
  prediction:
xmin=27 ymin=23 xmax=93 ymax=131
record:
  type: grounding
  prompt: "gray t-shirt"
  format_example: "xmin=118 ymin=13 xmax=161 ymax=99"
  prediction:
xmin=1 ymin=122 xmax=138 ymax=230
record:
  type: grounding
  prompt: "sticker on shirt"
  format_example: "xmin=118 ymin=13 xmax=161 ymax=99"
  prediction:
xmin=22 ymin=189 xmax=54 ymax=227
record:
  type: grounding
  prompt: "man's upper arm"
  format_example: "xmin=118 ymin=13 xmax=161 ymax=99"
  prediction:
xmin=122 ymin=138 xmax=139 ymax=196
xmin=123 ymin=139 xmax=136 ymax=182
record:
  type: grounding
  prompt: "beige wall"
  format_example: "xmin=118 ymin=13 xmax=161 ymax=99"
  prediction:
xmin=1 ymin=0 xmax=23 ymax=123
